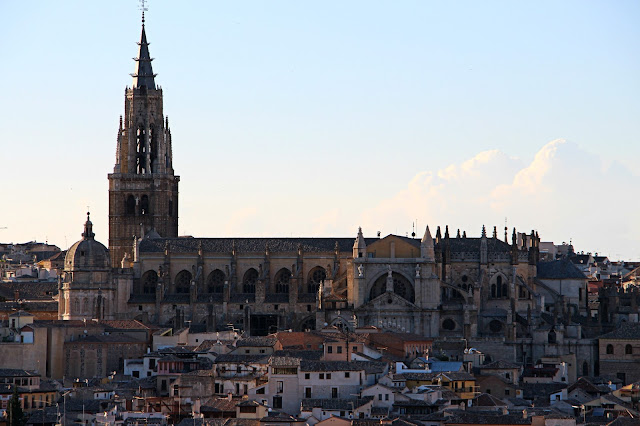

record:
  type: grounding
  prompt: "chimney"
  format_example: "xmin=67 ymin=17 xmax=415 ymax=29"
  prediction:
xmin=227 ymin=392 xmax=233 ymax=401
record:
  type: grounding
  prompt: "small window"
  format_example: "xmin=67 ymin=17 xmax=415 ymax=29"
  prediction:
xmin=276 ymin=381 xmax=283 ymax=393
xmin=274 ymin=304 xmax=279 ymax=310
xmin=505 ymin=389 xmax=510 ymax=396
xmin=331 ymin=387 xmax=338 ymax=398
xmin=273 ymin=395 xmax=282 ymax=409
xmin=353 ymin=346 xmax=357 ymax=352
xmin=378 ymin=394 xmax=382 ymax=401
xmin=345 ymin=372 xmax=350 ymax=378
xmin=327 ymin=373 xmax=332 ymax=379
xmin=337 ymin=346 xmax=343 ymax=354
xmin=305 ymin=373 xmax=310 ymax=380
xmin=606 ymin=344 xmax=614 ymax=355
xmin=385 ymin=394 xmax=389 ymax=401
xmin=626 ymin=344 xmax=633 ymax=355
xmin=327 ymin=346 xmax=333 ymax=354
xmin=319 ymin=373 xmax=324 ymax=379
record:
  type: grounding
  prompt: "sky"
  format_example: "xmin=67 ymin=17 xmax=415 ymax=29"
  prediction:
xmin=1 ymin=1 xmax=639 ymax=260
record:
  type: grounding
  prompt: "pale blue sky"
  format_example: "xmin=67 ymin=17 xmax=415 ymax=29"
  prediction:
xmin=1 ymin=1 xmax=639 ymax=259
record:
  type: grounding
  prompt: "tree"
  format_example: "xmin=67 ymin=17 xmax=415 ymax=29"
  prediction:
xmin=7 ymin=386 xmax=25 ymax=426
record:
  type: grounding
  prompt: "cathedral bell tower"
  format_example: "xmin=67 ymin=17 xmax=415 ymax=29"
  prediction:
xmin=108 ymin=14 xmax=179 ymax=268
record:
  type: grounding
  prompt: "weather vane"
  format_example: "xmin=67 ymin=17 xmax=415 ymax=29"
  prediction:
xmin=139 ymin=0 xmax=148 ymax=23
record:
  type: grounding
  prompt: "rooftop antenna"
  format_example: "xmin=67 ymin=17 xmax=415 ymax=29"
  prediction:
xmin=411 ymin=222 xmax=415 ymax=238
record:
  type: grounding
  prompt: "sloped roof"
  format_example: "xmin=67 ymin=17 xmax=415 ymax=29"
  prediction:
xmin=301 ymin=396 xmax=373 ymax=411
xmin=537 ymin=259 xmax=587 ymax=280
xmin=140 ymin=237 xmax=376 ymax=254
xmin=481 ymin=360 xmax=521 ymax=370
xmin=599 ymin=323 xmax=640 ymax=340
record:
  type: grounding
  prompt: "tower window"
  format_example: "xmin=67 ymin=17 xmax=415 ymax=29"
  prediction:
xmin=140 ymin=195 xmax=149 ymax=215
xmin=125 ymin=195 xmax=136 ymax=215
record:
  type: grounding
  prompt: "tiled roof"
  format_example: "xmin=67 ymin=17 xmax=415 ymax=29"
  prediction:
xmin=300 ymin=360 xmax=387 ymax=374
xmin=201 ymin=398 xmax=238 ymax=412
xmin=442 ymin=412 xmax=531 ymax=425
xmin=139 ymin=237 xmax=376 ymax=254
xmin=0 ymin=281 xmax=58 ymax=300
xmin=537 ymin=259 xmax=587 ymax=280
xmin=599 ymin=323 xmax=640 ymax=340
xmin=67 ymin=334 xmax=145 ymax=344
xmin=436 ymin=237 xmax=513 ymax=254
xmin=177 ymin=419 xmax=227 ymax=426
xmin=0 ymin=301 xmax=58 ymax=311
xmin=481 ymin=360 xmax=521 ymax=369
xmin=473 ymin=393 xmax=508 ymax=407
xmin=396 ymin=372 xmax=438 ymax=381
xmin=101 ymin=320 xmax=150 ymax=330
xmin=301 ymin=396 xmax=374 ymax=411
xmin=271 ymin=350 xmax=323 ymax=360
xmin=269 ymin=356 xmax=302 ymax=367
xmin=236 ymin=336 xmax=277 ymax=347
xmin=0 ymin=369 xmax=39 ymax=377
xmin=216 ymin=354 xmax=270 ymax=364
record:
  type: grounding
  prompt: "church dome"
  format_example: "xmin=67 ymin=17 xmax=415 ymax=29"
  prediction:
xmin=65 ymin=212 xmax=110 ymax=271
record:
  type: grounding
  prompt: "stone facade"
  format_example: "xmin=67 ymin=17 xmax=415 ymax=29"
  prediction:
xmin=56 ymin=18 xmax=601 ymax=377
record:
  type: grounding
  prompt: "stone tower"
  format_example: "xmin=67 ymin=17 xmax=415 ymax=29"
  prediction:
xmin=108 ymin=15 xmax=179 ymax=268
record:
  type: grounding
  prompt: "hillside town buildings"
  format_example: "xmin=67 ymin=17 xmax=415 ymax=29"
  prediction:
xmin=1 ymin=13 xmax=640 ymax=426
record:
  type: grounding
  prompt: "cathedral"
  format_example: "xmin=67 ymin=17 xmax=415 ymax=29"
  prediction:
xmin=57 ymin=17 xmax=595 ymax=371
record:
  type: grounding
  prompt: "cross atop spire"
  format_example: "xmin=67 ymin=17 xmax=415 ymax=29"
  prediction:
xmin=131 ymin=7 xmax=156 ymax=90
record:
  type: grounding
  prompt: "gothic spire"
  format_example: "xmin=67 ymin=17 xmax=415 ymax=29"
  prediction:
xmin=131 ymin=15 xmax=157 ymax=90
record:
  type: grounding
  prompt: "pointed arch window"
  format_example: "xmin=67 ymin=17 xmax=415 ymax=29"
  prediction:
xmin=149 ymin=125 xmax=158 ymax=173
xmin=136 ymin=127 xmax=147 ymax=174
xmin=490 ymin=275 xmax=508 ymax=298
xmin=242 ymin=269 xmax=258 ymax=293
xmin=141 ymin=270 xmax=158 ymax=294
xmin=274 ymin=268 xmax=291 ymax=294
xmin=175 ymin=270 xmax=192 ymax=294
xmin=207 ymin=269 xmax=225 ymax=293
xmin=307 ymin=267 xmax=326 ymax=294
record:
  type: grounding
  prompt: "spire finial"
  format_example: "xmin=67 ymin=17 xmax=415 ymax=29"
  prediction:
xmin=139 ymin=0 xmax=148 ymax=25
xmin=83 ymin=211 xmax=95 ymax=240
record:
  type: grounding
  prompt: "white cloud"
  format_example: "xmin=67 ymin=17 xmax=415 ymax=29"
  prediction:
xmin=357 ymin=139 xmax=640 ymax=259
